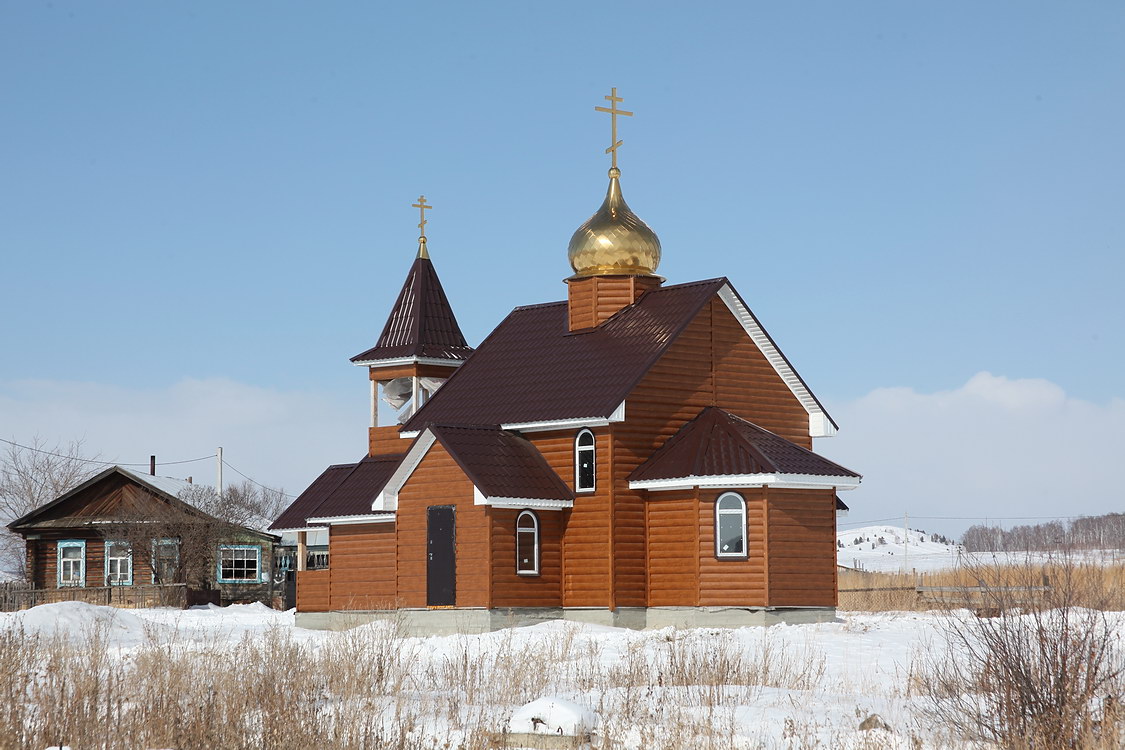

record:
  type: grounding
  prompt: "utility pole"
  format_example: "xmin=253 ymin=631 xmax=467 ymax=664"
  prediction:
xmin=904 ymin=512 xmax=909 ymax=575
xmin=216 ymin=446 xmax=223 ymax=497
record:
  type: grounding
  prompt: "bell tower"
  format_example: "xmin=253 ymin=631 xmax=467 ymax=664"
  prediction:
xmin=351 ymin=196 xmax=473 ymax=455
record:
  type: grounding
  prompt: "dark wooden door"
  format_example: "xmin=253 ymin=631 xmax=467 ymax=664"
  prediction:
xmin=427 ymin=506 xmax=456 ymax=606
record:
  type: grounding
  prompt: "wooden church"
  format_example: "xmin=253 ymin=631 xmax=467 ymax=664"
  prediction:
xmin=270 ymin=90 xmax=861 ymax=632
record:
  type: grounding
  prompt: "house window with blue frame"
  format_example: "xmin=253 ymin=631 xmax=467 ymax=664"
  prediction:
xmin=104 ymin=541 xmax=133 ymax=585
xmin=58 ymin=539 xmax=86 ymax=587
xmin=218 ymin=545 xmax=262 ymax=583
xmin=152 ymin=538 xmax=180 ymax=584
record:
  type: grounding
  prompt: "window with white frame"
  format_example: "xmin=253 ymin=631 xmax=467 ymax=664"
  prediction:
xmin=218 ymin=545 xmax=261 ymax=583
xmin=57 ymin=539 xmax=85 ymax=587
xmin=516 ymin=510 xmax=540 ymax=576
xmin=104 ymin=541 xmax=132 ymax=585
xmin=575 ymin=429 xmax=595 ymax=492
xmin=715 ymin=493 xmax=748 ymax=559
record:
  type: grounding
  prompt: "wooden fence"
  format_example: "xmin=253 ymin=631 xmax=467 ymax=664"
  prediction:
xmin=0 ymin=581 xmax=188 ymax=612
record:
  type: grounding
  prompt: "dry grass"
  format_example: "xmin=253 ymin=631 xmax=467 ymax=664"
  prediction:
xmin=0 ymin=617 xmax=834 ymax=750
xmin=839 ymin=560 xmax=1125 ymax=612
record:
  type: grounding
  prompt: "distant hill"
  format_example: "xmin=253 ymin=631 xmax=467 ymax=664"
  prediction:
xmin=837 ymin=525 xmax=960 ymax=573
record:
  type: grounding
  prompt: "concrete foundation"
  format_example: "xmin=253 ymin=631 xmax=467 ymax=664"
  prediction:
xmin=294 ymin=605 xmax=837 ymax=634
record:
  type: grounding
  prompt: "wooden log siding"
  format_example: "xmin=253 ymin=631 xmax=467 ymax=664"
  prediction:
xmin=328 ymin=523 xmax=397 ymax=610
xmin=766 ymin=489 xmax=838 ymax=607
xmin=297 ymin=569 xmax=331 ymax=612
xmin=644 ymin=491 xmax=698 ymax=606
xmin=710 ymin=298 xmax=813 ymax=449
xmin=566 ymin=276 xmax=663 ymax=331
xmin=395 ymin=441 xmax=489 ymax=608
xmin=698 ymin=489 xmax=768 ymax=606
xmin=528 ymin=428 xmax=612 ymax=607
xmin=488 ymin=508 xmax=563 ymax=609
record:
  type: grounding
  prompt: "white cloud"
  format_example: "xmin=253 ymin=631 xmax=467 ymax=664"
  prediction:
xmin=2 ymin=372 xmax=1122 ymax=542
xmin=821 ymin=372 xmax=1125 ymax=539
xmin=0 ymin=378 xmax=369 ymax=496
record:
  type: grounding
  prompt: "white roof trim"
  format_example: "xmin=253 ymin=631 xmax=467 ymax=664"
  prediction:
xmin=307 ymin=513 xmax=396 ymax=526
xmin=716 ymin=284 xmax=838 ymax=438
xmin=269 ymin=526 xmax=326 ymax=533
xmin=630 ymin=472 xmax=861 ymax=492
xmin=472 ymin=485 xmax=573 ymax=510
xmin=401 ymin=401 xmax=626 ymax=438
xmin=372 ymin=431 xmax=437 ymax=511
xmin=353 ymin=356 xmax=466 ymax=368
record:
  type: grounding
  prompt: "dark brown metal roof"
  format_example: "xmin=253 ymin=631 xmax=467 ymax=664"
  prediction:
xmin=351 ymin=256 xmax=475 ymax=363
xmin=270 ymin=455 xmax=403 ymax=527
xmin=269 ymin=463 xmax=354 ymax=530
xmin=402 ymin=278 xmax=727 ymax=430
xmin=430 ymin=425 xmax=574 ymax=502
xmin=630 ymin=407 xmax=860 ymax=482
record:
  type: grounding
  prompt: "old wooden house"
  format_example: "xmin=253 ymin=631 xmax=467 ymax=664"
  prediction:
xmin=271 ymin=95 xmax=861 ymax=632
xmin=7 ymin=466 xmax=280 ymax=608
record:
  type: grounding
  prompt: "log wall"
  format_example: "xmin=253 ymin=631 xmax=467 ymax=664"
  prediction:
xmin=395 ymin=442 xmax=489 ymax=608
xmin=766 ymin=488 xmax=838 ymax=607
xmin=328 ymin=522 xmax=397 ymax=610
xmin=488 ymin=508 xmax=563 ymax=609
xmin=529 ymin=428 xmax=612 ymax=607
xmin=697 ymin=489 xmax=769 ymax=606
xmin=645 ymin=491 xmax=698 ymax=606
xmin=297 ymin=569 xmax=331 ymax=612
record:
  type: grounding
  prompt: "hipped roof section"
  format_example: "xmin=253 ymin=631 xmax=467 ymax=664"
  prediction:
xmin=351 ymin=256 xmax=475 ymax=363
xmin=269 ymin=455 xmax=402 ymax=529
xmin=630 ymin=407 xmax=860 ymax=483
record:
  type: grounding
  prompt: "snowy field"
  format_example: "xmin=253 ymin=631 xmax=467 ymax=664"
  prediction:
xmin=837 ymin=525 xmax=1125 ymax=573
xmin=6 ymin=600 xmax=1119 ymax=748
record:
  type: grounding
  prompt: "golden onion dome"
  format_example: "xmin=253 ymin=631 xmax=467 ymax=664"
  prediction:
xmin=568 ymin=167 xmax=661 ymax=277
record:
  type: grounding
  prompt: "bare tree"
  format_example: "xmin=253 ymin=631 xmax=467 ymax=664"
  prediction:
xmin=918 ymin=556 xmax=1125 ymax=748
xmin=0 ymin=438 xmax=101 ymax=578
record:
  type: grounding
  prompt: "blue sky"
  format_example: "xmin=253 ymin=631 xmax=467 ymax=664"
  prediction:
xmin=2 ymin=2 xmax=1123 ymax=537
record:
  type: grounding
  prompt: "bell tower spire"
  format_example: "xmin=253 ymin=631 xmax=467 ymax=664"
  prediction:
xmin=352 ymin=196 xmax=474 ymax=455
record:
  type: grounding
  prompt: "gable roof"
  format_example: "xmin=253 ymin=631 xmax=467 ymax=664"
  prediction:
xmin=271 ymin=455 xmax=403 ymax=528
xmin=629 ymin=407 xmax=860 ymax=489
xmin=429 ymin=425 xmax=574 ymax=503
xmin=373 ymin=425 xmax=574 ymax=512
xmin=351 ymin=256 xmax=475 ymax=364
xmin=401 ymin=278 xmax=726 ymax=431
xmin=7 ymin=466 xmax=278 ymax=538
xmin=399 ymin=278 xmax=837 ymax=437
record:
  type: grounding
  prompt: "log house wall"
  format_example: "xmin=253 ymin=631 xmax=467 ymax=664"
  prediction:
xmin=698 ymin=488 xmax=769 ymax=606
xmin=395 ymin=442 xmax=489 ymax=608
xmin=328 ymin=522 xmax=397 ymax=609
xmin=765 ymin=488 xmax=838 ymax=607
xmin=488 ymin=508 xmax=563 ymax=609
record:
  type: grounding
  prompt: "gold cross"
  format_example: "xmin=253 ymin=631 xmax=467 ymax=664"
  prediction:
xmin=594 ymin=87 xmax=633 ymax=170
xmin=412 ymin=195 xmax=432 ymax=238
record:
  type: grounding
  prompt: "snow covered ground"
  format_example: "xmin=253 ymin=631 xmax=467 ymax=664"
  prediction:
xmin=837 ymin=524 xmax=1125 ymax=573
xmin=0 ymin=600 xmax=1059 ymax=748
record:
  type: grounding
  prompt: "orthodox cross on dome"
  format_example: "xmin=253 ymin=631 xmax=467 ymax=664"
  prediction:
xmin=412 ymin=194 xmax=432 ymax=258
xmin=594 ymin=87 xmax=633 ymax=171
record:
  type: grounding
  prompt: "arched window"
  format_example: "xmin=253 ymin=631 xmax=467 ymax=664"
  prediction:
xmin=575 ymin=429 xmax=595 ymax=492
xmin=715 ymin=493 xmax=747 ymax=559
xmin=516 ymin=510 xmax=540 ymax=576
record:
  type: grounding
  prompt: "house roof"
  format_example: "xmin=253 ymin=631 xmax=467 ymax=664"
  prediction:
xmin=402 ymin=278 xmax=728 ymax=431
xmin=630 ymin=407 xmax=860 ymax=484
xmin=7 ymin=466 xmax=279 ymax=539
xmin=428 ymin=425 xmax=574 ymax=502
xmin=270 ymin=455 xmax=402 ymax=527
xmin=351 ymin=256 xmax=475 ymax=363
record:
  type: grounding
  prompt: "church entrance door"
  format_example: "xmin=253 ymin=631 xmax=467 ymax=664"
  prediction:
xmin=427 ymin=506 xmax=456 ymax=606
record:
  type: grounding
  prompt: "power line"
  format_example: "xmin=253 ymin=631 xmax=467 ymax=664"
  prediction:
xmin=0 ymin=437 xmax=215 ymax=469
xmin=221 ymin=459 xmax=295 ymax=498
xmin=839 ymin=513 xmax=1099 ymax=527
